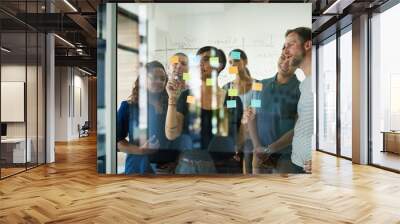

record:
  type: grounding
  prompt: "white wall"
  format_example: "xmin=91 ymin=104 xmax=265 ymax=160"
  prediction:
xmin=54 ymin=67 xmax=89 ymax=141
xmin=144 ymin=3 xmax=311 ymax=81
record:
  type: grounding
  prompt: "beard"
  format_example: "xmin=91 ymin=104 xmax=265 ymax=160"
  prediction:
xmin=290 ymin=46 xmax=306 ymax=67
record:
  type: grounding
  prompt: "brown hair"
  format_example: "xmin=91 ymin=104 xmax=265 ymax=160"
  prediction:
xmin=127 ymin=61 xmax=166 ymax=104
xmin=285 ymin=27 xmax=312 ymax=43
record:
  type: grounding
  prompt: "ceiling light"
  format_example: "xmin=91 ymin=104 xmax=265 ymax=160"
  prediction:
xmin=54 ymin=34 xmax=75 ymax=48
xmin=1 ymin=47 xmax=11 ymax=53
xmin=78 ymin=67 xmax=92 ymax=76
xmin=63 ymin=0 xmax=78 ymax=12
xmin=323 ymin=0 xmax=356 ymax=15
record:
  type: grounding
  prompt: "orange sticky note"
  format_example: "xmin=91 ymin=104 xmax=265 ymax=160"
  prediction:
xmin=186 ymin=95 xmax=195 ymax=104
xmin=228 ymin=66 xmax=238 ymax=74
xmin=252 ymin=83 xmax=263 ymax=91
xmin=170 ymin=56 xmax=179 ymax=64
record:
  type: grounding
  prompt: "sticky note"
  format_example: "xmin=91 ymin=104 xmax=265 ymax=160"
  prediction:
xmin=252 ymin=83 xmax=263 ymax=91
xmin=183 ymin=73 xmax=190 ymax=81
xmin=251 ymin=99 xmax=261 ymax=108
xmin=227 ymin=100 xmax=237 ymax=108
xmin=206 ymin=78 xmax=214 ymax=86
xmin=230 ymin=51 xmax=241 ymax=60
xmin=186 ymin=95 xmax=195 ymax=104
xmin=209 ymin=57 xmax=219 ymax=67
xmin=228 ymin=66 xmax=238 ymax=74
xmin=170 ymin=56 xmax=179 ymax=64
xmin=228 ymin=88 xmax=238 ymax=96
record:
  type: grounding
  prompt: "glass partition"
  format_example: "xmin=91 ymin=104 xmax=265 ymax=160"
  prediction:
xmin=339 ymin=27 xmax=352 ymax=158
xmin=0 ymin=1 xmax=46 ymax=179
xmin=1 ymin=31 xmax=28 ymax=177
xmin=98 ymin=3 xmax=313 ymax=175
xmin=317 ymin=35 xmax=337 ymax=155
xmin=370 ymin=4 xmax=400 ymax=171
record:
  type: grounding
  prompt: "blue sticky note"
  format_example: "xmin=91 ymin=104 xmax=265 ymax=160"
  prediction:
xmin=251 ymin=99 xmax=261 ymax=108
xmin=230 ymin=51 xmax=241 ymax=60
xmin=227 ymin=100 xmax=237 ymax=108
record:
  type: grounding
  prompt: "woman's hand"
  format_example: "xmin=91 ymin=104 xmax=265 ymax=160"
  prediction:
xmin=140 ymin=135 xmax=160 ymax=154
xmin=166 ymin=79 xmax=183 ymax=99
xmin=242 ymin=108 xmax=256 ymax=124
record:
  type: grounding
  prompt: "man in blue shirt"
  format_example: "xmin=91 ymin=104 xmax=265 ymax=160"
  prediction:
xmin=247 ymin=53 xmax=300 ymax=174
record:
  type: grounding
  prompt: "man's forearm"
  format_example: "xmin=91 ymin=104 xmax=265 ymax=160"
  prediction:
xmin=248 ymin=117 xmax=261 ymax=148
xmin=269 ymin=129 xmax=294 ymax=153
xmin=118 ymin=140 xmax=142 ymax=154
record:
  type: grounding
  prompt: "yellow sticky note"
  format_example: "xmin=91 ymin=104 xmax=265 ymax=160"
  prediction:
xmin=252 ymin=82 xmax=263 ymax=91
xmin=210 ymin=57 xmax=219 ymax=67
xmin=183 ymin=73 xmax=190 ymax=81
xmin=186 ymin=95 xmax=195 ymax=104
xmin=228 ymin=66 xmax=238 ymax=74
xmin=170 ymin=56 xmax=179 ymax=64
xmin=206 ymin=78 xmax=214 ymax=86
xmin=228 ymin=88 xmax=238 ymax=96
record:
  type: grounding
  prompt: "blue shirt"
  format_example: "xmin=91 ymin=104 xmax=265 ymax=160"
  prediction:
xmin=117 ymin=101 xmax=154 ymax=174
xmin=255 ymin=74 xmax=300 ymax=154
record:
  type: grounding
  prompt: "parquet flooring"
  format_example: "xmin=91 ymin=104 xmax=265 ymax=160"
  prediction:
xmin=1 ymin=135 xmax=400 ymax=223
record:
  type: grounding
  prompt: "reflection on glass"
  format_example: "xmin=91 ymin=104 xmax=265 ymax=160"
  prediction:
xmin=371 ymin=4 xmax=400 ymax=171
xmin=100 ymin=3 xmax=312 ymax=175
xmin=340 ymin=29 xmax=352 ymax=158
xmin=318 ymin=37 xmax=337 ymax=154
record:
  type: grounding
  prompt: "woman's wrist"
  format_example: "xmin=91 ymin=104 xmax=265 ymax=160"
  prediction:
xmin=168 ymin=97 xmax=177 ymax=105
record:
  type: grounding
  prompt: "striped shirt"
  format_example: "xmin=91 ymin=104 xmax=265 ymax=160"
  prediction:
xmin=291 ymin=75 xmax=314 ymax=168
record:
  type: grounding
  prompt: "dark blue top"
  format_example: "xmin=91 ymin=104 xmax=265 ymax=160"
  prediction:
xmin=117 ymin=100 xmax=154 ymax=174
xmin=255 ymin=74 xmax=300 ymax=155
xmin=147 ymin=92 xmax=170 ymax=148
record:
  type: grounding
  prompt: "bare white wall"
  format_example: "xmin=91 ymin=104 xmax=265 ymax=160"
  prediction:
xmin=54 ymin=67 xmax=89 ymax=141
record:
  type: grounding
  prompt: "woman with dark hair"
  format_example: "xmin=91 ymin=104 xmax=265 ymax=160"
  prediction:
xmin=116 ymin=61 xmax=168 ymax=174
xmin=165 ymin=46 xmax=243 ymax=174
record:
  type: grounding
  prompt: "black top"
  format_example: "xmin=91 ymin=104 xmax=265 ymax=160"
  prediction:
xmin=176 ymin=89 xmax=243 ymax=150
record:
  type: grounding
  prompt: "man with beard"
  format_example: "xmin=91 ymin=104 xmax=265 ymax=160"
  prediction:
xmin=283 ymin=27 xmax=313 ymax=173
xmin=247 ymin=52 xmax=301 ymax=174
xmin=168 ymin=52 xmax=189 ymax=97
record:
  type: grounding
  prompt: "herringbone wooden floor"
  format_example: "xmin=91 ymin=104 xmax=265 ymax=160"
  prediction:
xmin=1 ymin=135 xmax=400 ymax=224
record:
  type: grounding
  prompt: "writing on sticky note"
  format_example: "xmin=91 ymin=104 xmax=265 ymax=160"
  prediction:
xmin=228 ymin=66 xmax=238 ymax=74
xmin=228 ymin=88 xmax=238 ymax=97
xmin=209 ymin=57 xmax=219 ymax=67
xmin=227 ymin=100 xmax=236 ymax=108
xmin=186 ymin=95 xmax=195 ymax=104
xmin=230 ymin=51 xmax=241 ymax=60
xmin=183 ymin=73 xmax=190 ymax=81
xmin=206 ymin=78 xmax=214 ymax=86
xmin=252 ymin=82 xmax=263 ymax=91
xmin=170 ymin=56 xmax=179 ymax=64
xmin=251 ymin=99 xmax=261 ymax=108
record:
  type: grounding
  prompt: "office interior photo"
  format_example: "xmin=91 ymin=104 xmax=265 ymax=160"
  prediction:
xmin=0 ymin=0 xmax=400 ymax=223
